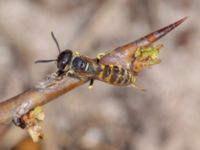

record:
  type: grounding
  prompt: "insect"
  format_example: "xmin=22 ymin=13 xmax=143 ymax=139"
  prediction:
xmin=36 ymin=17 xmax=187 ymax=89
xmin=35 ymin=32 xmax=138 ymax=88
xmin=35 ymin=32 xmax=98 ymax=87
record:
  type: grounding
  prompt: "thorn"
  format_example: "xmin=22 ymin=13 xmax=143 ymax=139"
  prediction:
xmin=135 ymin=17 xmax=188 ymax=47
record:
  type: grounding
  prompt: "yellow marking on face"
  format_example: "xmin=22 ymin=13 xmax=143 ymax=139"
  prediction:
xmin=64 ymin=65 xmax=70 ymax=72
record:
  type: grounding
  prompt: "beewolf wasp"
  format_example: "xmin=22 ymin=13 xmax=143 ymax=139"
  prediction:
xmin=35 ymin=31 xmax=140 ymax=89
xmin=35 ymin=17 xmax=187 ymax=89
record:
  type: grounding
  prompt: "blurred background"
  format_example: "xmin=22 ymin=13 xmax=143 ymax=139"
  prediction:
xmin=0 ymin=0 xmax=199 ymax=149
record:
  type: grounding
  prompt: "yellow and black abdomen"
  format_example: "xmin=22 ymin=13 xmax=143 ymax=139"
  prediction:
xmin=96 ymin=64 xmax=136 ymax=86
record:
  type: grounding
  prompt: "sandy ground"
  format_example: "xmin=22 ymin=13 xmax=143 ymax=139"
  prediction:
xmin=0 ymin=0 xmax=200 ymax=150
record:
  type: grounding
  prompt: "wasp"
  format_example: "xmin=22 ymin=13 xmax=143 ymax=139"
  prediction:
xmin=36 ymin=17 xmax=187 ymax=89
xmin=35 ymin=32 xmax=137 ymax=89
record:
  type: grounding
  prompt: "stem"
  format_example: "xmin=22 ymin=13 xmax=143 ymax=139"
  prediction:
xmin=0 ymin=73 xmax=88 ymax=124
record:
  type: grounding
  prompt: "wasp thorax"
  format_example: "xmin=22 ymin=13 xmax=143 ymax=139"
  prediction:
xmin=57 ymin=50 xmax=73 ymax=71
xmin=72 ymin=57 xmax=87 ymax=71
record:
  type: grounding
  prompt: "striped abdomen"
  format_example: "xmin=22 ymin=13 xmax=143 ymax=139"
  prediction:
xmin=96 ymin=64 xmax=136 ymax=86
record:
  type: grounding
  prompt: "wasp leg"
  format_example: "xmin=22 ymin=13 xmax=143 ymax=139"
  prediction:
xmin=131 ymin=84 xmax=146 ymax=92
xmin=88 ymin=79 xmax=94 ymax=90
xmin=66 ymin=70 xmax=75 ymax=76
xmin=131 ymin=76 xmax=136 ymax=86
xmin=96 ymin=53 xmax=106 ymax=64
xmin=130 ymin=76 xmax=146 ymax=91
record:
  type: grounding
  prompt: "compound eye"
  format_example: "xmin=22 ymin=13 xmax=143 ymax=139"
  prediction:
xmin=57 ymin=60 xmax=66 ymax=70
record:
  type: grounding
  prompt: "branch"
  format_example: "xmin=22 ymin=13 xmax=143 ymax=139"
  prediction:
xmin=0 ymin=73 xmax=88 ymax=124
xmin=0 ymin=17 xmax=187 ymax=126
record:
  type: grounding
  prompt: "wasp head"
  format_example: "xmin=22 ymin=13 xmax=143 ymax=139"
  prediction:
xmin=57 ymin=49 xmax=73 ymax=72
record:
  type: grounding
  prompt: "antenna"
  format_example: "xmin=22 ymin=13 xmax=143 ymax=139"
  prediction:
xmin=51 ymin=31 xmax=61 ymax=54
xmin=35 ymin=59 xmax=57 ymax=64
xmin=35 ymin=32 xmax=61 ymax=64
